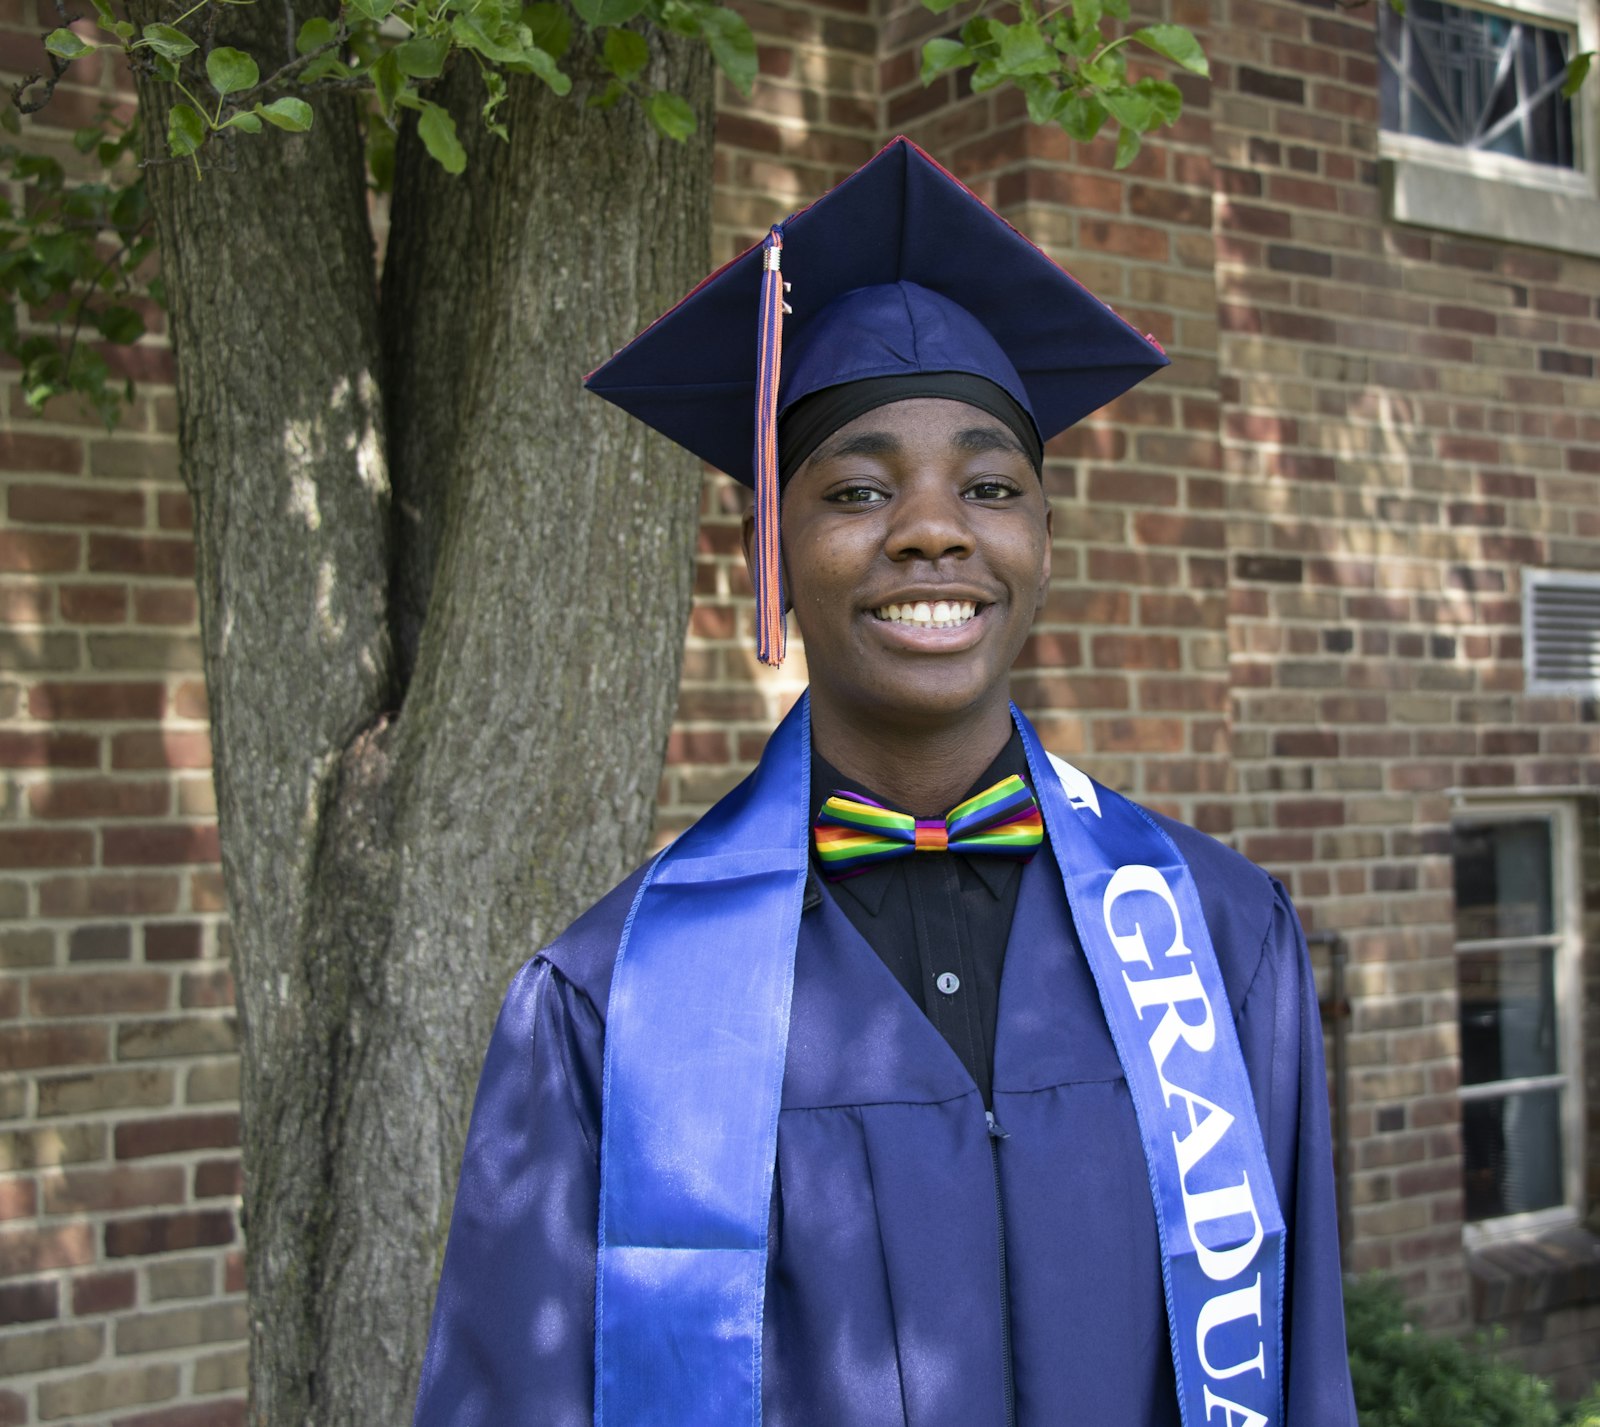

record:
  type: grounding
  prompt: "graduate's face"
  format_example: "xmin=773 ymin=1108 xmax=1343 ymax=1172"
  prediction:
xmin=764 ymin=397 xmax=1051 ymax=737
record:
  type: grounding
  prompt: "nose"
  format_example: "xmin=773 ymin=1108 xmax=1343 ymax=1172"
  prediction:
xmin=884 ymin=480 xmax=973 ymax=563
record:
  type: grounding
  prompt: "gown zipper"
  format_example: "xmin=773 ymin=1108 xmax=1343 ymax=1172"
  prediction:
xmin=986 ymin=1110 xmax=1017 ymax=1427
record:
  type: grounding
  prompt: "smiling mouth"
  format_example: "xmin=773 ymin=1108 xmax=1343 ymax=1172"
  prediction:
xmin=872 ymin=599 xmax=979 ymax=629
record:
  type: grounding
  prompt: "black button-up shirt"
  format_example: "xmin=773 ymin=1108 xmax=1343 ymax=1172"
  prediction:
xmin=807 ymin=732 xmax=1037 ymax=1108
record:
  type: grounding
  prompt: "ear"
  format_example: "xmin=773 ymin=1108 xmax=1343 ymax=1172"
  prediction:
xmin=1034 ymin=501 xmax=1053 ymax=617
xmin=741 ymin=501 xmax=794 ymax=614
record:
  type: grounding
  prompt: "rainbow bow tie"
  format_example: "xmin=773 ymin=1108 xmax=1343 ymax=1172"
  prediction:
xmin=813 ymin=774 xmax=1044 ymax=880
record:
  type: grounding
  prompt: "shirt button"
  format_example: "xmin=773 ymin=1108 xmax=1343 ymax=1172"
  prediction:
xmin=936 ymin=972 xmax=960 ymax=995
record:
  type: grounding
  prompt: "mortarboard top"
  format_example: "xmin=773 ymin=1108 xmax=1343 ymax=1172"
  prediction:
xmin=584 ymin=135 xmax=1170 ymax=665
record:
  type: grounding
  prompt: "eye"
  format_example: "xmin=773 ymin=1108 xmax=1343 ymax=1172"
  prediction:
xmin=964 ymin=476 xmax=1024 ymax=502
xmin=824 ymin=482 xmax=888 ymax=506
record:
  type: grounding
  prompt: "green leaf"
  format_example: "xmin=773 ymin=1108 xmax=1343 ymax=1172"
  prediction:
xmin=44 ymin=28 xmax=94 ymax=59
xmin=367 ymin=118 xmax=396 ymax=191
xmin=700 ymin=7 xmax=756 ymax=95
xmin=603 ymin=26 xmax=649 ymax=82
xmin=571 ymin=0 xmax=645 ymax=25
xmin=256 ymin=96 xmax=314 ymax=130
xmin=351 ymin=0 xmax=396 ymax=20
xmin=1133 ymin=76 xmax=1183 ymax=124
xmin=296 ymin=16 xmax=336 ymax=54
xmin=226 ymin=110 xmax=262 ymax=132
xmin=998 ymin=21 xmax=1057 ymax=77
xmin=1103 ymin=0 xmax=1129 ymax=18
xmin=588 ymin=75 xmax=625 ymax=108
xmin=644 ymin=89 xmax=695 ymax=140
xmin=111 ymin=19 xmax=134 ymax=39
xmin=206 ymin=46 xmax=259 ymax=96
xmin=1114 ymin=123 xmax=1141 ymax=169
xmin=450 ymin=14 xmax=529 ymax=64
xmin=140 ymin=23 xmax=198 ymax=60
xmin=396 ymin=35 xmax=449 ymax=77
xmin=523 ymin=2 xmax=571 ymax=57
xmin=1101 ymin=85 xmax=1155 ymax=131
xmin=417 ymin=100 xmax=466 ymax=173
xmin=919 ymin=0 xmax=964 ymax=14
xmin=153 ymin=54 xmax=178 ymax=82
xmin=523 ymin=43 xmax=571 ymax=94
xmin=1131 ymin=24 xmax=1208 ymax=77
xmin=920 ymin=37 xmax=971 ymax=85
xmin=1020 ymin=75 xmax=1059 ymax=125
xmin=1057 ymin=92 xmax=1107 ymax=142
xmin=297 ymin=51 xmax=351 ymax=82
xmin=88 ymin=0 xmax=115 ymax=28
xmin=1562 ymin=50 xmax=1593 ymax=99
xmin=166 ymin=102 xmax=205 ymax=158
xmin=1073 ymin=0 xmax=1102 ymax=29
xmin=370 ymin=48 xmax=403 ymax=121
xmin=481 ymin=68 xmax=509 ymax=138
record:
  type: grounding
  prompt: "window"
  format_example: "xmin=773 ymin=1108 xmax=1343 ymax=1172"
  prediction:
xmin=1452 ymin=805 xmax=1585 ymax=1242
xmin=1377 ymin=0 xmax=1600 ymax=259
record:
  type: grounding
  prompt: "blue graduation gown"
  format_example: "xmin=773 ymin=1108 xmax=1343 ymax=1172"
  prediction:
xmin=413 ymin=810 xmax=1358 ymax=1425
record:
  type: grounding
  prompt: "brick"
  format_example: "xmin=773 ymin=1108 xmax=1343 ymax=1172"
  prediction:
xmin=114 ymin=1113 xmax=239 ymax=1160
xmin=111 ymin=1296 xmax=244 ymax=1349
xmin=38 ymin=873 xmax=181 ymax=918
xmin=0 ymin=731 xmax=99 ymax=768
xmin=88 ymin=633 xmax=204 ymax=673
xmin=111 ymin=730 xmax=213 ymax=770
xmin=44 ymin=1164 xmax=186 ymax=1215
xmin=148 ymin=1258 xmax=214 ymax=1301
xmin=74 ymin=1269 xmax=140 ymax=1316
xmin=31 ymin=778 xmax=171 ymax=820
xmin=0 ymin=1321 xmax=102 ymax=1376
xmin=27 ymin=680 xmax=166 ymax=721
xmin=0 ymin=581 xmax=51 ymax=624
xmin=29 ymin=970 xmax=171 ymax=1018
xmin=0 ymin=1022 xmax=110 ymax=1071
xmin=86 ymin=535 xmax=195 ymax=578
xmin=0 ymin=1220 xmax=95 ymax=1275
xmin=0 ymin=1180 xmax=36 ymax=1219
xmin=69 ymin=923 xmax=133 ymax=962
xmin=36 ymin=1363 xmax=179 ymax=1421
xmin=192 ymin=1346 xmax=246 ymax=1394
xmin=0 ymin=430 xmax=85 ymax=473
xmin=145 ymin=923 xmax=203 ymax=962
xmin=194 ymin=1158 xmax=242 ymax=1198
xmin=117 ymin=1016 xmax=236 ymax=1061
xmin=1238 ymin=66 xmax=1304 ymax=104
xmin=0 ymin=1278 xmax=58 ymax=1325
xmin=0 ymin=1122 xmax=105 ymax=1171
xmin=180 ymin=970 xmax=233 ymax=1010
xmin=0 ymin=1391 xmax=22 ymax=1427
xmin=102 ymin=824 xmax=220 ymax=867
xmin=37 ymin=1067 xmax=176 ymax=1117
xmin=0 ymin=530 xmax=80 ymax=572
xmin=111 ymin=1399 xmax=247 ymax=1427
xmin=133 ymin=586 xmax=198 ymax=625
xmin=0 ymin=828 xmax=94 ymax=868
xmin=59 ymin=582 xmax=130 ymax=623
xmin=105 ymin=1208 xmax=235 ymax=1263
xmin=8 ymin=482 xmax=144 ymax=528
xmin=0 ymin=629 xmax=80 ymax=670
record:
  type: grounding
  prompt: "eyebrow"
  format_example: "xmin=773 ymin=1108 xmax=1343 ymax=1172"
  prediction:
xmin=809 ymin=423 xmax=1028 ymax=466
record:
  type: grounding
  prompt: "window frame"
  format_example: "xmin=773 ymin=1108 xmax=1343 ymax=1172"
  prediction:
xmin=1451 ymin=799 xmax=1586 ymax=1248
xmin=1378 ymin=0 xmax=1600 ymax=259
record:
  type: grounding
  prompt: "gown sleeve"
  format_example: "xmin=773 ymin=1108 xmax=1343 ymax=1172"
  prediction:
xmin=412 ymin=957 xmax=603 ymax=1427
xmin=1245 ymin=881 xmax=1360 ymax=1426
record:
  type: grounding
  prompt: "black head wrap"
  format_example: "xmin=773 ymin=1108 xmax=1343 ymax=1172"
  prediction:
xmin=778 ymin=371 xmax=1044 ymax=488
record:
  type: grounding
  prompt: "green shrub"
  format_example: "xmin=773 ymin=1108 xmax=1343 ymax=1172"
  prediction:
xmin=1344 ymin=1276 xmax=1570 ymax=1427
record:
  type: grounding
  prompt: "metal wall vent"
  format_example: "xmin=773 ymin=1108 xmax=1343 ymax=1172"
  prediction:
xmin=1525 ymin=570 xmax=1600 ymax=695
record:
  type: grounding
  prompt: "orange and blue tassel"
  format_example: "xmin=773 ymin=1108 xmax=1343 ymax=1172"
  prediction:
xmin=754 ymin=226 xmax=788 ymax=667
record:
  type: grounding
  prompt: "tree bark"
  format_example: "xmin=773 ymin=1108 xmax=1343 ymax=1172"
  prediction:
xmin=131 ymin=11 xmax=713 ymax=1422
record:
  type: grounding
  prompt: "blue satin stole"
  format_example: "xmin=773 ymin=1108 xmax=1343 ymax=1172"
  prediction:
xmin=597 ymin=694 xmax=1284 ymax=1426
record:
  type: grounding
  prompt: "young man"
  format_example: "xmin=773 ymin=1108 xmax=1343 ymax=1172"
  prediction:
xmin=413 ymin=138 xmax=1357 ymax=1427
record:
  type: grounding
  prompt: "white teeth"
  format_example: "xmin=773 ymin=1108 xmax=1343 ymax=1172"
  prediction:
xmin=873 ymin=599 xmax=978 ymax=629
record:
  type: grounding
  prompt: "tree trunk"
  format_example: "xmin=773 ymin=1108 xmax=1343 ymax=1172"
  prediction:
xmin=131 ymin=12 xmax=713 ymax=1422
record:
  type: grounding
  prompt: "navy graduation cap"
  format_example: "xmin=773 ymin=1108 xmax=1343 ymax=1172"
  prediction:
xmin=584 ymin=135 xmax=1169 ymax=667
